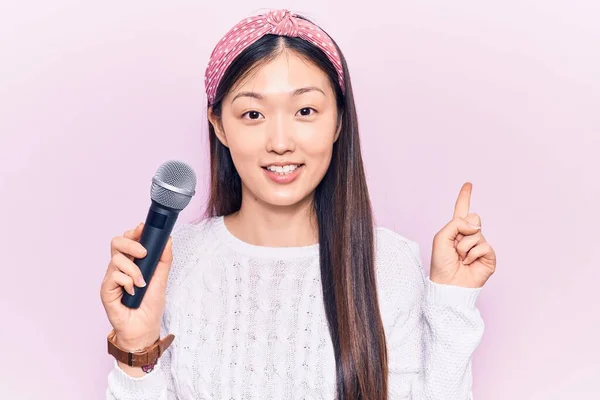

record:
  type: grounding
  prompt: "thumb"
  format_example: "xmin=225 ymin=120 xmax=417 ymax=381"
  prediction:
xmin=438 ymin=217 xmax=481 ymax=244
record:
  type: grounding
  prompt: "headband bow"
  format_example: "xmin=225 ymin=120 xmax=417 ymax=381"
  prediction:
xmin=204 ymin=9 xmax=345 ymax=104
xmin=267 ymin=9 xmax=300 ymax=36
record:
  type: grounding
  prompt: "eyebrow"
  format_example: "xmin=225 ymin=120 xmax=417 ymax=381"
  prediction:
xmin=231 ymin=86 xmax=326 ymax=104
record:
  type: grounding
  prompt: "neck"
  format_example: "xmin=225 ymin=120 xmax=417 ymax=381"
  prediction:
xmin=224 ymin=188 xmax=318 ymax=248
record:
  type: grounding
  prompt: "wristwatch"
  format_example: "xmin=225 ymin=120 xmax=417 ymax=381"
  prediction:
xmin=107 ymin=329 xmax=175 ymax=368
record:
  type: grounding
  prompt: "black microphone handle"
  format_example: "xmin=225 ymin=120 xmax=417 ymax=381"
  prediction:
xmin=121 ymin=200 xmax=180 ymax=309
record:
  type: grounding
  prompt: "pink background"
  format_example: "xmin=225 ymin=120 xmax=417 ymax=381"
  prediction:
xmin=1 ymin=1 xmax=598 ymax=399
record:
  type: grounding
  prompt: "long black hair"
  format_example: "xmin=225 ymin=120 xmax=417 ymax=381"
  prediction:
xmin=204 ymin=25 xmax=388 ymax=400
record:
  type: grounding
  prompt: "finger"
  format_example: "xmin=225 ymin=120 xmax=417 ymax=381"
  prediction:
xmin=454 ymin=213 xmax=481 ymax=246
xmin=111 ymin=252 xmax=147 ymax=288
xmin=453 ymin=182 xmax=472 ymax=219
xmin=124 ymin=222 xmax=145 ymax=241
xmin=456 ymin=232 xmax=485 ymax=260
xmin=111 ymin=234 xmax=147 ymax=259
xmin=465 ymin=212 xmax=481 ymax=228
xmin=463 ymin=242 xmax=493 ymax=265
xmin=120 ymin=223 xmax=145 ymax=260
xmin=437 ymin=217 xmax=481 ymax=244
xmin=108 ymin=270 xmax=136 ymax=296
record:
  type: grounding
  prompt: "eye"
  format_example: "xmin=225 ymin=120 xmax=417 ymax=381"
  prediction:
xmin=242 ymin=111 xmax=264 ymax=120
xmin=296 ymin=107 xmax=317 ymax=117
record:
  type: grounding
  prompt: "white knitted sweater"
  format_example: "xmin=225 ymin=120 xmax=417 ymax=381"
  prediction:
xmin=106 ymin=216 xmax=484 ymax=399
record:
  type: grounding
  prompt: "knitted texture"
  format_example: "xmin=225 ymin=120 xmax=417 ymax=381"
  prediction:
xmin=106 ymin=216 xmax=484 ymax=399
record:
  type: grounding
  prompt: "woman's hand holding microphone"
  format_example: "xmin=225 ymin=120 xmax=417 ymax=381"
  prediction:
xmin=100 ymin=222 xmax=173 ymax=376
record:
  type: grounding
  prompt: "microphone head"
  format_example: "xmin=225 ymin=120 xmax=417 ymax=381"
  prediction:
xmin=150 ymin=160 xmax=197 ymax=210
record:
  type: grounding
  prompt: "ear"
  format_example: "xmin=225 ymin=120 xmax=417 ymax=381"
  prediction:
xmin=208 ymin=107 xmax=228 ymax=148
xmin=334 ymin=111 xmax=344 ymax=142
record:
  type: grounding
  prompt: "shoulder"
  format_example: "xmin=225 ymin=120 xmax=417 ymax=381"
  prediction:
xmin=373 ymin=226 xmax=425 ymax=284
xmin=170 ymin=217 xmax=218 ymax=265
xmin=165 ymin=217 xmax=222 ymax=296
xmin=374 ymin=226 xmax=423 ymax=269
xmin=171 ymin=217 xmax=218 ymax=249
xmin=373 ymin=226 xmax=427 ymax=321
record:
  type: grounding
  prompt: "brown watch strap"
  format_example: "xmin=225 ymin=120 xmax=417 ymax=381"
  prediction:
xmin=107 ymin=329 xmax=175 ymax=367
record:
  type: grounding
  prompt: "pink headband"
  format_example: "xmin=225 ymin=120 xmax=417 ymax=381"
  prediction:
xmin=204 ymin=9 xmax=345 ymax=104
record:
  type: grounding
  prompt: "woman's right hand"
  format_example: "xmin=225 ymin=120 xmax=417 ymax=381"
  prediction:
xmin=100 ymin=222 xmax=173 ymax=351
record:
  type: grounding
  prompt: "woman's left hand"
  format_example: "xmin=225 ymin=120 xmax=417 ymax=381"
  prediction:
xmin=430 ymin=182 xmax=496 ymax=288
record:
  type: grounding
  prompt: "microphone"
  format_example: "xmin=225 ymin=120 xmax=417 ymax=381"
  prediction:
xmin=121 ymin=160 xmax=197 ymax=309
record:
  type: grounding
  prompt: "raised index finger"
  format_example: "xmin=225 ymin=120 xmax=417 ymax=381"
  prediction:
xmin=453 ymin=182 xmax=472 ymax=219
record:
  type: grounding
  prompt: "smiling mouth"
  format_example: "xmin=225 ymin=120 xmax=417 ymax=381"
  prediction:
xmin=262 ymin=164 xmax=304 ymax=175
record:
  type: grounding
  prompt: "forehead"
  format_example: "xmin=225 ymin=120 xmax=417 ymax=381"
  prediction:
xmin=232 ymin=50 xmax=332 ymax=94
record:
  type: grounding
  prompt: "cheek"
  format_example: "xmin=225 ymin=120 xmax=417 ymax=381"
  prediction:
xmin=222 ymin=121 xmax=262 ymax=164
xmin=298 ymin=128 xmax=336 ymax=167
xmin=228 ymin=142 xmax=261 ymax=180
xmin=310 ymin=143 xmax=334 ymax=168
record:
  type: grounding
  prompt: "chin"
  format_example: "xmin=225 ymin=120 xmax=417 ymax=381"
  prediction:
xmin=261 ymin=191 xmax=311 ymax=208
xmin=241 ymin=171 xmax=322 ymax=209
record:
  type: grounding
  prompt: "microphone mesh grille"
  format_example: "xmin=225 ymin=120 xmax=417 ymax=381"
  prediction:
xmin=150 ymin=160 xmax=197 ymax=210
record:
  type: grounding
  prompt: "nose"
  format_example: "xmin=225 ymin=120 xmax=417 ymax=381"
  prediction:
xmin=265 ymin=114 xmax=295 ymax=154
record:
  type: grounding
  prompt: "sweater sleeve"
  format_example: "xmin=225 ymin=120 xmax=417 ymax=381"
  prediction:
xmin=379 ymin=231 xmax=485 ymax=399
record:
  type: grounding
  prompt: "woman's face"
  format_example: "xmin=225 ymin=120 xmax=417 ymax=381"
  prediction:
xmin=210 ymin=49 xmax=340 ymax=208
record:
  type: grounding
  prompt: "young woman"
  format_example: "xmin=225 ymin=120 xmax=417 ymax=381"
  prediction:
xmin=101 ymin=9 xmax=496 ymax=400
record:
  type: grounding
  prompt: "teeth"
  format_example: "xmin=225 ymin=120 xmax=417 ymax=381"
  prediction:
xmin=266 ymin=165 xmax=299 ymax=174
